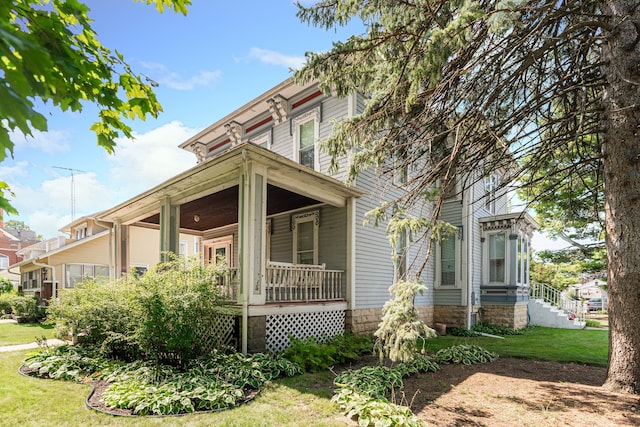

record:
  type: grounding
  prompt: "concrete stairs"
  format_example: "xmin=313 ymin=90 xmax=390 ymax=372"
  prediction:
xmin=528 ymin=299 xmax=585 ymax=329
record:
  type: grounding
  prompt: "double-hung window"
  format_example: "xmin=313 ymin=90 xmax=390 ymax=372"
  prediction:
xmin=292 ymin=211 xmax=319 ymax=265
xmin=488 ymin=233 xmax=506 ymax=283
xmin=436 ymin=229 xmax=460 ymax=287
xmin=292 ymin=108 xmax=320 ymax=171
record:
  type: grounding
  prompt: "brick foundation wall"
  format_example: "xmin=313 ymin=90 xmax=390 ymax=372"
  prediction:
xmin=480 ymin=303 xmax=528 ymax=329
xmin=346 ymin=305 xmax=434 ymax=335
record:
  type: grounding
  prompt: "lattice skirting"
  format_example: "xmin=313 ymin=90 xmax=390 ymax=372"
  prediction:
xmin=265 ymin=310 xmax=345 ymax=352
xmin=196 ymin=313 xmax=238 ymax=352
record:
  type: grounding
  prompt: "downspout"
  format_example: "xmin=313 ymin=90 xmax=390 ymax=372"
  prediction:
xmin=240 ymin=149 xmax=249 ymax=354
xmin=465 ymin=177 xmax=474 ymax=329
xmin=93 ymin=218 xmax=115 ymax=280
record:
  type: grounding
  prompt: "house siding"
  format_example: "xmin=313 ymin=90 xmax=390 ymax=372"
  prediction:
xmin=353 ymin=170 xmax=396 ymax=309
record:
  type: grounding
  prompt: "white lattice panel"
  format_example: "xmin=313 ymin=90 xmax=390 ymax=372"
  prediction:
xmin=265 ymin=310 xmax=345 ymax=352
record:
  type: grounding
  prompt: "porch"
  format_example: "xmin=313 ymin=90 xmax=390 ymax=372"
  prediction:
xmin=219 ymin=262 xmax=345 ymax=303
xmin=98 ymin=143 xmax=363 ymax=352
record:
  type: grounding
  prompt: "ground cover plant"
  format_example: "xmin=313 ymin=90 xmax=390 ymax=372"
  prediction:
xmin=22 ymin=343 xmax=301 ymax=416
xmin=6 ymin=326 xmax=628 ymax=426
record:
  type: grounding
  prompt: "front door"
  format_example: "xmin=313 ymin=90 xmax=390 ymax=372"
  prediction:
xmin=203 ymin=236 xmax=233 ymax=267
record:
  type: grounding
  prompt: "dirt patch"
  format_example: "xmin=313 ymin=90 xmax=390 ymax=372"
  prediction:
xmin=398 ymin=357 xmax=640 ymax=426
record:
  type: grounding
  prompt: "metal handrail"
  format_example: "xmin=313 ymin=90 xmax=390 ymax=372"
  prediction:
xmin=530 ymin=282 xmax=585 ymax=322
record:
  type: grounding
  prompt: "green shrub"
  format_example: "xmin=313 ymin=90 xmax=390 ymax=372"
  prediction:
xmin=282 ymin=332 xmax=373 ymax=372
xmin=11 ymin=295 xmax=40 ymax=322
xmin=47 ymin=278 xmax=136 ymax=344
xmin=0 ymin=292 xmax=16 ymax=315
xmin=131 ymin=255 xmax=228 ymax=365
xmin=0 ymin=278 xmax=14 ymax=294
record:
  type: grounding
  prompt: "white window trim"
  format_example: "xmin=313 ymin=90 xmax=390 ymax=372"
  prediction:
xmin=435 ymin=229 xmax=462 ymax=288
xmin=484 ymin=171 xmax=501 ymax=214
xmin=483 ymin=231 xmax=508 ymax=285
xmin=64 ymin=263 xmax=109 ymax=288
xmin=178 ymin=240 xmax=188 ymax=257
xmin=291 ymin=210 xmax=319 ymax=264
xmin=248 ymin=130 xmax=272 ymax=149
xmin=0 ymin=254 xmax=9 ymax=270
xmin=203 ymin=235 xmax=234 ymax=267
xmin=292 ymin=107 xmax=320 ymax=171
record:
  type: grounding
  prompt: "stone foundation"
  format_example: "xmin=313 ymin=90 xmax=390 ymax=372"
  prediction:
xmin=433 ymin=305 xmax=472 ymax=329
xmin=480 ymin=303 xmax=528 ymax=329
xmin=346 ymin=305 xmax=434 ymax=335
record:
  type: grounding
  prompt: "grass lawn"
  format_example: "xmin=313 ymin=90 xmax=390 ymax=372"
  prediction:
xmin=0 ymin=350 xmax=345 ymax=427
xmin=0 ymin=323 xmax=55 ymax=347
xmin=0 ymin=327 xmax=608 ymax=426
xmin=422 ymin=326 xmax=609 ymax=367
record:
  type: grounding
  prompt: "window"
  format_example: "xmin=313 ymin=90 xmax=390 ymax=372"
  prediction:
xmin=484 ymin=171 xmax=500 ymax=214
xmin=517 ymin=236 xmax=530 ymax=285
xmin=203 ymin=236 xmax=233 ymax=267
xmin=0 ymin=254 xmax=8 ymax=270
xmin=179 ymin=240 xmax=188 ymax=257
xmin=22 ymin=270 xmax=41 ymax=290
xmin=292 ymin=211 xmax=319 ymax=265
xmin=249 ymin=130 xmax=271 ymax=149
xmin=436 ymin=229 xmax=460 ymax=287
xmin=65 ymin=264 xmax=109 ymax=288
xmin=292 ymin=108 xmax=320 ymax=170
xmin=488 ymin=233 xmax=506 ymax=283
xmin=75 ymin=226 xmax=88 ymax=240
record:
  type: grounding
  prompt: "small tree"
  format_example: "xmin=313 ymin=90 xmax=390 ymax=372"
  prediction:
xmin=374 ymin=280 xmax=436 ymax=363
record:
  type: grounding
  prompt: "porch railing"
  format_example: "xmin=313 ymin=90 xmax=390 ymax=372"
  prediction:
xmin=214 ymin=263 xmax=345 ymax=303
xmin=216 ymin=268 xmax=239 ymax=301
xmin=266 ymin=261 xmax=344 ymax=302
xmin=530 ymin=282 xmax=585 ymax=322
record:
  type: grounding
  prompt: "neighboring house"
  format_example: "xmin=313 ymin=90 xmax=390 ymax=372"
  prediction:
xmin=0 ymin=211 xmax=40 ymax=286
xmin=86 ymin=78 xmax=538 ymax=353
xmin=12 ymin=214 xmax=201 ymax=300
xmin=574 ymin=279 xmax=608 ymax=303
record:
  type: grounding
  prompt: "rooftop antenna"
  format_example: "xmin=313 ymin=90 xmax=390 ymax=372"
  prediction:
xmin=53 ymin=166 xmax=86 ymax=221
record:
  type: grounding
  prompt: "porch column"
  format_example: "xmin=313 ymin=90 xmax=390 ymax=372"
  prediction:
xmin=114 ymin=221 xmax=128 ymax=278
xmin=238 ymin=159 xmax=268 ymax=353
xmin=159 ymin=197 xmax=180 ymax=261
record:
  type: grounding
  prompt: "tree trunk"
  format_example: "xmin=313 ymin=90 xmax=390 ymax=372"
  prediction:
xmin=601 ymin=0 xmax=640 ymax=394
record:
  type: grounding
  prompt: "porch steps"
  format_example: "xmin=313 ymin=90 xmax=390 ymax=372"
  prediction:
xmin=527 ymin=299 xmax=585 ymax=329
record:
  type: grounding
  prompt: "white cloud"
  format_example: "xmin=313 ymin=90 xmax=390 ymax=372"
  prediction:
xmin=3 ymin=122 xmax=199 ymax=239
xmin=245 ymin=47 xmax=306 ymax=70
xmin=139 ymin=62 xmax=222 ymax=90
xmin=106 ymin=121 xmax=198 ymax=198
xmin=0 ymin=161 xmax=30 ymax=181
xmin=10 ymin=129 xmax=71 ymax=154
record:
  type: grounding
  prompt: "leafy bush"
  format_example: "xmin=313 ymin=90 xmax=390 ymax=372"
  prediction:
xmin=47 ymin=278 xmax=136 ymax=344
xmin=11 ymin=295 xmax=41 ymax=322
xmin=47 ymin=254 xmax=231 ymax=365
xmin=0 ymin=292 xmax=16 ymax=315
xmin=0 ymin=278 xmax=14 ymax=294
xmin=131 ymin=255 xmax=228 ymax=365
xmin=282 ymin=332 xmax=373 ymax=372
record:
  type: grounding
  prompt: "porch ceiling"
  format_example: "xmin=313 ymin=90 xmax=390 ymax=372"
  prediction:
xmin=139 ymin=184 xmax=320 ymax=232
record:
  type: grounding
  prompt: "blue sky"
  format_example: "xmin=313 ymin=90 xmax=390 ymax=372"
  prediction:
xmin=1 ymin=0 xmax=566 ymax=251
